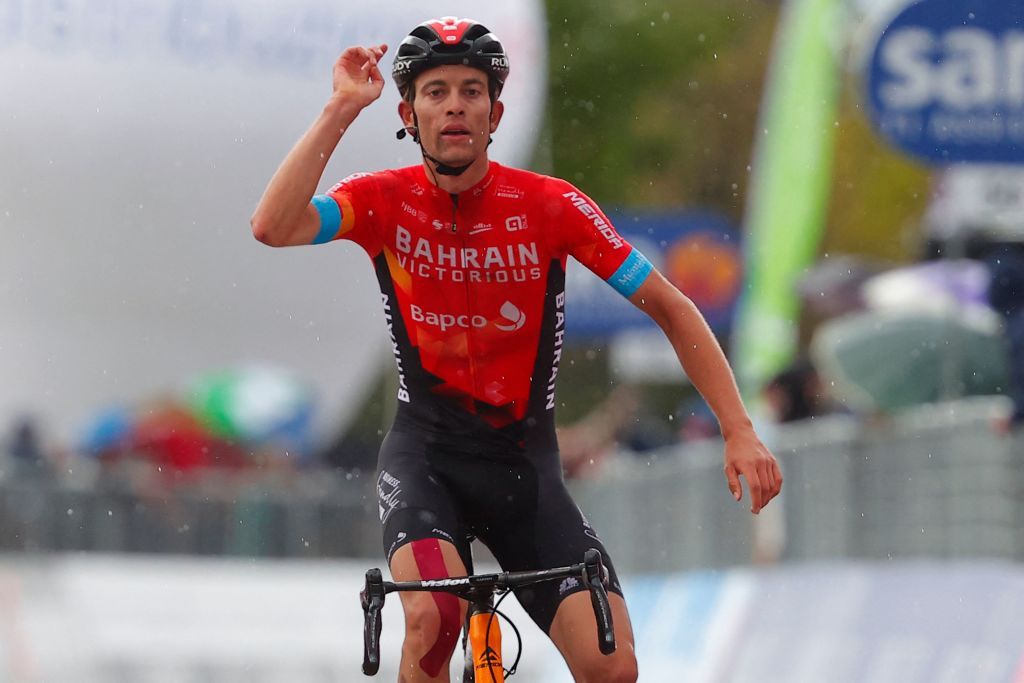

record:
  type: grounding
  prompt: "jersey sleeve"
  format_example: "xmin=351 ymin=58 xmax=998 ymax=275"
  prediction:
xmin=310 ymin=171 xmax=386 ymax=253
xmin=548 ymin=179 xmax=653 ymax=298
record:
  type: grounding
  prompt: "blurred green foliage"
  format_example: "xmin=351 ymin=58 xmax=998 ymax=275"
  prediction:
xmin=542 ymin=0 xmax=778 ymax=218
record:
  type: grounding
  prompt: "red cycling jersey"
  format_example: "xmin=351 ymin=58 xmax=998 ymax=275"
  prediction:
xmin=313 ymin=161 xmax=652 ymax=453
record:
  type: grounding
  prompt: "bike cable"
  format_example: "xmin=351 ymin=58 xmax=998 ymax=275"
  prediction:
xmin=485 ymin=589 xmax=523 ymax=681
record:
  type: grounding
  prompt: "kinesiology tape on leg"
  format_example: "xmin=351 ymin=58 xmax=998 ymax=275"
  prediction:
xmin=411 ymin=538 xmax=461 ymax=677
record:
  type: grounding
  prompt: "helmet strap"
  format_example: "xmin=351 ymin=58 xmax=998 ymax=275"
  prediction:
xmin=410 ymin=112 xmax=476 ymax=177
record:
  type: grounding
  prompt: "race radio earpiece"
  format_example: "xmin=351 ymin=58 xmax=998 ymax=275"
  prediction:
xmin=396 ymin=125 xmax=419 ymax=142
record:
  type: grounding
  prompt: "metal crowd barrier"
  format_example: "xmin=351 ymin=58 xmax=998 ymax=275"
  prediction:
xmin=0 ymin=398 xmax=1021 ymax=572
xmin=572 ymin=397 xmax=1024 ymax=572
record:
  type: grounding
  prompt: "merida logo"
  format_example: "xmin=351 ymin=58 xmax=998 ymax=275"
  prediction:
xmin=476 ymin=646 xmax=502 ymax=670
xmin=561 ymin=191 xmax=624 ymax=249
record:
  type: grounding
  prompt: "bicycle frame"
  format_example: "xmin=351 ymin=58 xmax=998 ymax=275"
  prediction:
xmin=360 ymin=548 xmax=616 ymax=682
xmin=465 ymin=588 xmax=504 ymax=682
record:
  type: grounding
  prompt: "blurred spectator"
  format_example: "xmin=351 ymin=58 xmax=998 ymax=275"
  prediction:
xmin=985 ymin=243 xmax=1024 ymax=433
xmin=5 ymin=415 xmax=50 ymax=477
xmin=558 ymin=385 xmax=643 ymax=479
xmin=763 ymin=358 xmax=829 ymax=424
xmin=319 ymin=430 xmax=381 ymax=475
xmin=674 ymin=396 xmax=720 ymax=443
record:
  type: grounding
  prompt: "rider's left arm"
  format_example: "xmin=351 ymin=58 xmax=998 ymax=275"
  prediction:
xmin=628 ymin=269 xmax=783 ymax=514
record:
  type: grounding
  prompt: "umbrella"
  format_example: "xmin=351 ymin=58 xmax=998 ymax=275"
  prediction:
xmin=810 ymin=311 xmax=1009 ymax=412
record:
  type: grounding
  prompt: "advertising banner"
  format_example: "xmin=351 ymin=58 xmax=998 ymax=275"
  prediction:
xmin=566 ymin=211 xmax=741 ymax=338
xmin=866 ymin=0 xmax=1024 ymax=164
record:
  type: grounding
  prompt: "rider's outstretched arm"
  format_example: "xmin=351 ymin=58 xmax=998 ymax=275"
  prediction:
xmin=250 ymin=44 xmax=387 ymax=247
xmin=629 ymin=270 xmax=783 ymax=514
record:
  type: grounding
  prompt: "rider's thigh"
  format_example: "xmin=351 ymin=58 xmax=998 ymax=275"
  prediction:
xmin=548 ymin=591 xmax=638 ymax=683
xmin=390 ymin=536 xmax=469 ymax=581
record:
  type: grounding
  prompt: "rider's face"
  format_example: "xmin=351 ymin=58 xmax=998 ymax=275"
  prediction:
xmin=401 ymin=65 xmax=503 ymax=167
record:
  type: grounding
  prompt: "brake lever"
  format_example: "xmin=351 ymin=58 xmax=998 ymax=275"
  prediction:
xmin=361 ymin=568 xmax=386 ymax=675
xmin=582 ymin=548 xmax=616 ymax=655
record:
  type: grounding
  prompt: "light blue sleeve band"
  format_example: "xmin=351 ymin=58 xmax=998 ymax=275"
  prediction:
xmin=608 ymin=247 xmax=654 ymax=297
xmin=311 ymin=194 xmax=342 ymax=244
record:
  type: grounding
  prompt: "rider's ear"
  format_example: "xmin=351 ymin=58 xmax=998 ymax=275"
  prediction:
xmin=398 ymin=100 xmax=415 ymax=129
xmin=489 ymin=100 xmax=504 ymax=134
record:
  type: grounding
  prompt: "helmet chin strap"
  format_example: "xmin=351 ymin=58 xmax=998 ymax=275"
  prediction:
xmin=421 ymin=148 xmax=473 ymax=177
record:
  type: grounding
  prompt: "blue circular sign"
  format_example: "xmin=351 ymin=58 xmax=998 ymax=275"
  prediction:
xmin=866 ymin=0 xmax=1024 ymax=164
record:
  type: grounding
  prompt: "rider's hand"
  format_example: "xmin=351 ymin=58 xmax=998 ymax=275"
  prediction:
xmin=723 ymin=429 xmax=782 ymax=514
xmin=332 ymin=44 xmax=388 ymax=109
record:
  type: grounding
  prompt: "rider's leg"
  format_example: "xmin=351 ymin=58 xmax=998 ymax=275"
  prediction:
xmin=376 ymin=432 xmax=472 ymax=683
xmin=548 ymin=591 xmax=638 ymax=683
xmin=390 ymin=538 xmax=469 ymax=683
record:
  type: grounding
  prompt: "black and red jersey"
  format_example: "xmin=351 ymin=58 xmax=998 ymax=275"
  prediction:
xmin=313 ymin=162 xmax=652 ymax=454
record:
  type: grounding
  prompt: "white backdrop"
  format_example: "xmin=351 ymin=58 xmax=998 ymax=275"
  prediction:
xmin=0 ymin=0 xmax=547 ymax=446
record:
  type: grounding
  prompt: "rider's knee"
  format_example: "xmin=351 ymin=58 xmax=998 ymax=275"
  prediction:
xmin=402 ymin=594 xmax=461 ymax=657
xmin=577 ymin=651 xmax=638 ymax=683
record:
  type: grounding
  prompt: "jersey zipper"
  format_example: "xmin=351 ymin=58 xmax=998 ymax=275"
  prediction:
xmin=450 ymin=193 xmax=480 ymax=404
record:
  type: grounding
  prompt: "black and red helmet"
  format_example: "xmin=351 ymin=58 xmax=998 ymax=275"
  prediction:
xmin=392 ymin=17 xmax=509 ymax=100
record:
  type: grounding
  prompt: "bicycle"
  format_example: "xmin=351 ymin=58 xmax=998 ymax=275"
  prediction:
xmin=360 ymin=547 xmax=617 ymax=682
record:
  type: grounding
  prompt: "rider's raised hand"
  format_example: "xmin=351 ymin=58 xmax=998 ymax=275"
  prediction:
xmin=332 ymin=44 xmax=388 ymax=109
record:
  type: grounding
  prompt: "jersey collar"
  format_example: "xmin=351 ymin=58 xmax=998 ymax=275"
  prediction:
xmin=420 ymin=161 xmax=498 ymax=200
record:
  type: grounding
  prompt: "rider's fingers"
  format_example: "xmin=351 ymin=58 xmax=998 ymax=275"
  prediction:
xmin=724 ymin=463 xmax=742 ymax=502
xmin=338 ymin=45 xmax=365 ymax=62
xmin=764 ymin=461 xmax=778 ymax=503
xmin=368 ymin=62 xmax=384 ymax=85
xmin=745 ymin=464 xmax=765 ymax=514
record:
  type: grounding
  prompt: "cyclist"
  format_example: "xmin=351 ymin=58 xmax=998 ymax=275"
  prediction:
xmin=251 ymin=17 xmax=782 ymax=683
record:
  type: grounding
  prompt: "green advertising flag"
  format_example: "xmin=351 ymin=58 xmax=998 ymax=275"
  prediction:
xmin=732 ymin=0 xmax=842 ymax=397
